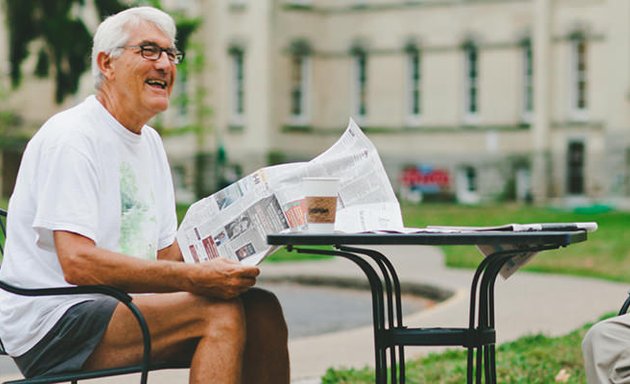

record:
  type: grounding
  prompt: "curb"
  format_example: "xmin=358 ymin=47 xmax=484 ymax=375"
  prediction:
xmin=259 ymin=274 xmax=454 ymax=302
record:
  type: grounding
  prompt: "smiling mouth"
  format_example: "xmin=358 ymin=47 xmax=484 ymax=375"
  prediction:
xmin=146 ymin=79 xmax=167 ymax=90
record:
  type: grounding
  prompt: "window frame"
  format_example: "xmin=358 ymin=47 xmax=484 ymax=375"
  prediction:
xmin=172 ymin=61 xmax=190 ymax=127
xmin=405 ymin=46 xmax=422 ymax=126
xmin=463 ymin=42 xmax=480 ymax=124
xmin=229 ymin=47 xmax=245 ymax=126
xmin=351 ymin=47 xmax=368 ymax=121
xmin=289 ymin=52 xmax=311 ymax=125
xmin=569 ymin=34 xmax=589 ymax=120
xmin=521 ymin=39 xmax=534 ymax=123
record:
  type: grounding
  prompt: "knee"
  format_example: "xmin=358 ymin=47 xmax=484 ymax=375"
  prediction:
xmin=192 ymin=295 xmax=246 ymax=343
xmin=243 ymin=288 xmax=288 ymax=341
xmin=583 ymin=323 xmax=601 ymax=355
xmin=583 ymin=317 xmax=625 ymax=355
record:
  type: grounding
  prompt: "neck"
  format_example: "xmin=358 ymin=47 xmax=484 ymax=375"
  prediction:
xmin=96 ymin=87 xmax=147 ymax=134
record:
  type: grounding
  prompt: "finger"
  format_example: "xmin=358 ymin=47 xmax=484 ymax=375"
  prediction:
xmin=238 ymin=266 xmax=260 ymax=277
xmin=234 ymin=277 xmax=256 ymax=288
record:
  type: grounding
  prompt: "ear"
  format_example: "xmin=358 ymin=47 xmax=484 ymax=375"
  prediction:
xmin=96 ymin=51 xmax=116 ymax=81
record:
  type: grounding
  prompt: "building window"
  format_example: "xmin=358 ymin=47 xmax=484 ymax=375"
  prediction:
xmin=456 ymin=165 xmax=480 ymax=204
xmin=173 ymin=63 xmax=189 ymax=126
xmin=352 ymin=47 xmax=368 ymax=119
xmin=229 ymin=0 xmax=247 ymax=9
xmin=571 ymin=34 xmax=588 ymax=118
xmin=286 ymin=0 xmax=311 ymax=5
xmin=229 ymin=47 xmax=245 ymax=124
xmin=465 ymin=166 xmax=477 ymax=192
xmin=289 ymin=41 xmax=311 ymax=124
xmin=406 ymin=45 xmax=422 ymax=124
xmin=463 ymin=42 xmax=479 ymax=122
xmin=522 ymin=39 xmax=533 ymax=122
xmin=567 ymin=140 xmax=585 ymax=195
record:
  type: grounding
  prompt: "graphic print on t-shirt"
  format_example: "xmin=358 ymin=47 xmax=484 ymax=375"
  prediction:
xmin=119 ymin=161 xmax=158 ymax=260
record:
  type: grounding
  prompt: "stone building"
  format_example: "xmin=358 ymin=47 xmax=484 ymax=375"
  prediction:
xmin=2 ymin=0 xmax=630 ymax=206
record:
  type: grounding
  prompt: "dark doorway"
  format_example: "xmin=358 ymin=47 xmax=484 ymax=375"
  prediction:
xmin=567 ymin=140 xmax=585 ymax=195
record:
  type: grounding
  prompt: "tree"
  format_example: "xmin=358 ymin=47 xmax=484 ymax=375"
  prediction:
xmin=4 ymin=0 xmax=198 ymax=104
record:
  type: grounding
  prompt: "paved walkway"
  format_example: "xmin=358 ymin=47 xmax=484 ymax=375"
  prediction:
xmin=1 ymin=245 xmax=628 ymax=383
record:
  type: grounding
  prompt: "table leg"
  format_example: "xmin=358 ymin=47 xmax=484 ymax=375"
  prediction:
xmin=337 ymin=246 xmax=406 ymax=383
xmin=479 ymin=244 xmax=564 ymax=384
xmin=293 ymin=247 xmax=389 ymax=383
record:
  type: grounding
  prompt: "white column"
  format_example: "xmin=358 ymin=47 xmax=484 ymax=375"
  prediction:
xmin=532 ymin=0 xmax=552 ymax=202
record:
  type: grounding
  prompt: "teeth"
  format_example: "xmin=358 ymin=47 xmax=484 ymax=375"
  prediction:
xmin=146 ymin=79 xmax=167 ymax=89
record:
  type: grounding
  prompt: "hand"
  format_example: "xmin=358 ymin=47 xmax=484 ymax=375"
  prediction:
xmin=187 ymin=257 xmax=260 ymax=299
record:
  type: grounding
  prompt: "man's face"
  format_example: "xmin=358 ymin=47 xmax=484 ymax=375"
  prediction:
xmin=108 ymin=22 xmax=176 ymax=120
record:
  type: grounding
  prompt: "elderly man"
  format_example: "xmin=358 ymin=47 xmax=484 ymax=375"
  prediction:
xmin=0 ymin=6 xmax=289 ymax=383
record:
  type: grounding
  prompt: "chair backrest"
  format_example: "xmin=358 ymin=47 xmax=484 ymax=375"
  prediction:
xmin=0 ymin=208 xmax=7 ymax=355
xmin=0 ymin=208 xmax=6 ymax=257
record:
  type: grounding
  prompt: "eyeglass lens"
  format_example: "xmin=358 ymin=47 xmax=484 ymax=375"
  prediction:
xmin=140 ymin=45 xmax=183 ymax=64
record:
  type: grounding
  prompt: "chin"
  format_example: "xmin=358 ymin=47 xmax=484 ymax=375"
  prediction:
xmin=147 ymin=99 xmax=170 ymax=114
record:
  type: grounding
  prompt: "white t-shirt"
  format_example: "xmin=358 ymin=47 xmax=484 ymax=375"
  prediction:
xmin=0 ymin=96 xmax=177 ymax=355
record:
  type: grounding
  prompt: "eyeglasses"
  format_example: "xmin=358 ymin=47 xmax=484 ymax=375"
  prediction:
xmin=118 ymin=44 xmax=185 ymax=65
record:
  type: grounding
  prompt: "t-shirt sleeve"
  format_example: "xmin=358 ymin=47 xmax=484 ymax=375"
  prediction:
xmin=32 ymin=144 xmax=100 ymax=251
xmin=151 ymin=131 xmax=178 ymax=250
xmin=158 ymin=167 xmax=177 ymax=250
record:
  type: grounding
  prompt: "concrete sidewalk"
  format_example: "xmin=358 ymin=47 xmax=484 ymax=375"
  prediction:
xmin=1 ymin=245 xmax=627 ymax=383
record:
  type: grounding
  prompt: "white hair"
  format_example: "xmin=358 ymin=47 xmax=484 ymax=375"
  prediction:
xmin=91 ymin=6 xmax=177 ymax=89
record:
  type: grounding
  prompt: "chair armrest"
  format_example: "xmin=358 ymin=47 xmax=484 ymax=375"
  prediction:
xmin=0 ymin=280 xmax=153 ymax=383
xmin=0 ymin=281 xmax=132 ymax=302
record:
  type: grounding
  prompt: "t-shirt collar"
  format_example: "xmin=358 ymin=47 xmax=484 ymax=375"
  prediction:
xmin=87 ymin=95 xmax=144 ymax=144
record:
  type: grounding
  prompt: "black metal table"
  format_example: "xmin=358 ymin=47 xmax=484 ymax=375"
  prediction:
xmin=267 ymin=230 xmax=588 ymax=384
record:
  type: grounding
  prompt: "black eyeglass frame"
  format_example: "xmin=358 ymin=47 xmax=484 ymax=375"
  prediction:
xmin=118 ymin=44 xmax=185 ymax=64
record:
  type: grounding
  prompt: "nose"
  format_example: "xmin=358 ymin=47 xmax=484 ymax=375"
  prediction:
xmin=154 ymin=51 xmax=173 ymax=68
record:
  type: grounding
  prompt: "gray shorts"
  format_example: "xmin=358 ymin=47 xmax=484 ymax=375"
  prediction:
xmin=14 ymin=297 xmax=118 ymax=378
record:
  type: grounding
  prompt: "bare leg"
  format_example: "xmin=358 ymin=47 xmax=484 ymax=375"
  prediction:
xmin=83 ymin=292 xmax=246 ymax=384
xmin=241 ymin=288 xmax=290 ymax=384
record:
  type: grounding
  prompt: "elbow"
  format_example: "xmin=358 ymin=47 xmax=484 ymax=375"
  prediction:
xmin=60 ymin=257 xmax=89 ymax=285
xmin=58 ymin=252 xmax=99 ymax=286
xmin=54 ymin=230 xmax=103 ymax=286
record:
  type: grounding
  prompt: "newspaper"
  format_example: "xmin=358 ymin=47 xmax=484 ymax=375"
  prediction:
xmin=368 ymin=223 xmax=596 ymax=279
xmin=176 ymin=119 xmax=403 ymax=265
xmin=426 ymin=222 xmax=598 ymax=233
xmin=460 ymin=223 xmax=596 ymax=279
xmin=476 ymin=243 xmax=539 ymax=279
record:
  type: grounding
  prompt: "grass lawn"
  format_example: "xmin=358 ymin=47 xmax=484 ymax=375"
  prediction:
xmin=322 ymin=314 xmax=608 ymax=384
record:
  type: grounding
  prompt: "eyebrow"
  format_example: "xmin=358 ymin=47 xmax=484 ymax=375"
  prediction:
xmin=137 ymin=40 xmax=176 ymax=49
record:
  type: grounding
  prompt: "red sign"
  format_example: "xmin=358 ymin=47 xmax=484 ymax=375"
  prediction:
xmin=400 ymin=166 xmax=450 ymax=192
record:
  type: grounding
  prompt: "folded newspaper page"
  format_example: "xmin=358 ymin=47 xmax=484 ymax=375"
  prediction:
xmin=365 ymin=222 xmax=598 ymax=235
xmin=476 ymin=244 xmax=538 ymax=280
xmin=426 ymin=222 xmax=598 ymax=233
xmin=176 ymin=119 xmax=403 ymax=265
xmin=370 ymin=223 xmax=597 ymax=279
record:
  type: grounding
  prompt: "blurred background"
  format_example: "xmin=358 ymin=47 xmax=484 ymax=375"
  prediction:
xmin=0 ymin=0 xmax=628 ymax=209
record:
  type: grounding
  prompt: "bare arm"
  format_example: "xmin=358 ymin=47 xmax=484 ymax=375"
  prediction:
xmin=54 ymin=230 xmax=259 ymax=299
xmin=157 ymin=240 xmax=184 ymax=262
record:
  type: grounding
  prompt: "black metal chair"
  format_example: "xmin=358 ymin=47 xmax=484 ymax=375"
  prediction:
xmin=619 ymin=290 xmax=630 ymax=316
xmin=0 ymin=208 xmax=188 ymax=383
